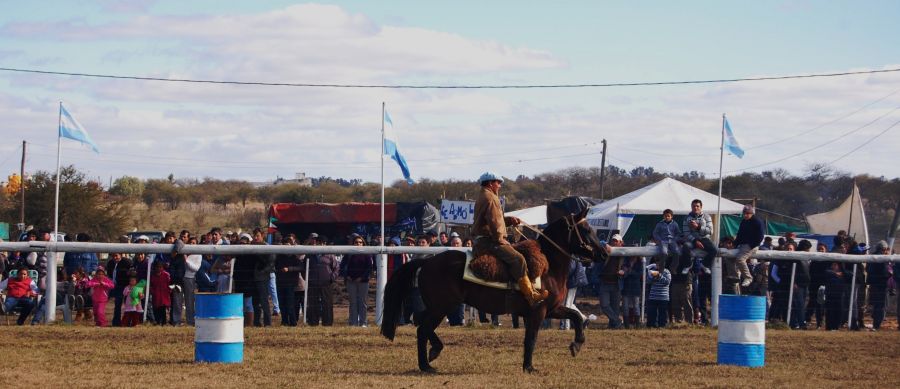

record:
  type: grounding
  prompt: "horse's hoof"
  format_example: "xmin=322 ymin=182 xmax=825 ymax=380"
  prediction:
xmin=523 ymin=366 xmax=537 ymax=374
xmin=419 ymin=365 xmax=438 ymax=374
xmin=569 ymin=342 xmax=582 ymax=357
xmin=428 ymin=344 xmax=444 ymax=362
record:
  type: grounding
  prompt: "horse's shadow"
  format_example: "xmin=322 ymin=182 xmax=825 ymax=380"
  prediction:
xmin=624 ymin=360 xmax=716 ymax=367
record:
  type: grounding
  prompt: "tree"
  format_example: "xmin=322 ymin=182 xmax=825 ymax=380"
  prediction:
xmin=0 ymin=165 xmax=126 ymax=241
xmin=109 ymin=175 xmax=144 ymax=198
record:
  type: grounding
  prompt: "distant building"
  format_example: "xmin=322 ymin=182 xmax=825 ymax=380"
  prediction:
xmin=252 ymin=172 xmax=313 ymax=188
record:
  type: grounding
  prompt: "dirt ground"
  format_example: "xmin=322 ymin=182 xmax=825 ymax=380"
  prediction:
xmin=3 ymin=308 xmax=898 ymax=388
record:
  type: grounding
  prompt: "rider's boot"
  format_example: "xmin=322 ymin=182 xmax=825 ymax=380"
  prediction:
xmin=517 ymin=276 xmax=549 ymax=306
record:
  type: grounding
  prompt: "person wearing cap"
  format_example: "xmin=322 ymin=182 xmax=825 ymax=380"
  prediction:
xmin=731 ymin=205 xmax=764 ymax=294
xmin=82 ymin=266 xmax=115 ymax=327
xmin=597 ymin=234 xmax=625 ymax=329
xmin=472 ymin=172 xmax=547 ymax=306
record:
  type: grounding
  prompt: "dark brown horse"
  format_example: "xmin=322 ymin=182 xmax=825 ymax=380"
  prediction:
xmin=380 ymin=209 xmax=609 ymax=373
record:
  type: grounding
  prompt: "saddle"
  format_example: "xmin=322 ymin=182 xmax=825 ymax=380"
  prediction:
xmin=466 ymin=240 xmax=548 ymax=285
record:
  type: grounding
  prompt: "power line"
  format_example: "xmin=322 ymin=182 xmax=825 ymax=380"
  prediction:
xmin=745 ymin=88 xmax=900 ymax=150
xmin=725 ymin=105 xmax=900 ymax=174
xmin=1 ymin=66 xmax=899 ymax=89
xmin=827 ymin=118 xmax=900 ymax=165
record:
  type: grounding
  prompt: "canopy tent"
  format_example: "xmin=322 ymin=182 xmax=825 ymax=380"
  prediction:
xmin=505 ymin=205 xmax=547 ymax=226
xmin=586 ymin=178 xmax=746 ymax=243
xmin=806 ymin=184 xmax=869 ymax=244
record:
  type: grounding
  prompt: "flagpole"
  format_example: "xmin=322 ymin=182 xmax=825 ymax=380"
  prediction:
xmin=711 ymin=113 xmax=726 ymax=328
xmin=375 ymin=102 xmax=387 ymax=326
xmin=48 ymin=102 xmax=65 ymax=322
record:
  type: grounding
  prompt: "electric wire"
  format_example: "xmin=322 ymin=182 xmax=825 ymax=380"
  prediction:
xmin=2 ymin=66 xmax=898 ymax=89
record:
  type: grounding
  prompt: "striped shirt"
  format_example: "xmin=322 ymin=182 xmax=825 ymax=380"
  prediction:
xmin=646 ymin=265 xmax=671 ymax=301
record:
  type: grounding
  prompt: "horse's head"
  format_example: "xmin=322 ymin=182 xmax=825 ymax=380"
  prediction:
xmin=541 ymin=209 xmax=609 ymax=265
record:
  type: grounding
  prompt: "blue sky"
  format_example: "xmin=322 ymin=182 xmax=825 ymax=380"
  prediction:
xmin=1 ymin=0 xmax=899 ymax=185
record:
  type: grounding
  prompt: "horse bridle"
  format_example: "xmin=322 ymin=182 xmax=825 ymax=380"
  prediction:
xmin=518 ymin=215 xmax=595 ymax=264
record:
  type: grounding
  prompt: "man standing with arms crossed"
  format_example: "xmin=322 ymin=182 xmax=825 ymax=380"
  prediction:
xmin=472 ymin=172 xmax=547 ymax=306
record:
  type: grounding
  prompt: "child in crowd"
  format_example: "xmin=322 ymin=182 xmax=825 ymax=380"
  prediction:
xmin=72 ymin=268 xmax=93 ymax=322
xmin=149 ymin=261 xmax=171 ymax=325
xmin=652 ymin=209 xmax=681 ymax=268
xmin=645 ymin=263 xmax=671 ymax=328
xmin=122 ymin=276 xmax=144 ymax=327
xmin=82 ymin=267 xmax=115 ymax=326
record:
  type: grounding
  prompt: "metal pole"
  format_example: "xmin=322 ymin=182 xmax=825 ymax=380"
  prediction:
xmin=711 ymin=114 xmax=726 ymax=327
xmin=640 ymin=256 xmax=646 ymax=325
xmin=599 ymin=139 xmax=607 ymax=200
xmin=48 ymin=103 xmax=64 ymax=322
xmin=786 ymin=262 xmax=797 ymax=327
xmin=303 ymin=254 xmax=310 ymax=324
xmin=143 ymin=254 xmax=152 ymax=322
xmin=376 ymin=102 xmax=387 ymax=326
xmin=19 ymin=140 xmax=25 ymax=228
xmin=847 ymin=263 xmax=857 ymax=327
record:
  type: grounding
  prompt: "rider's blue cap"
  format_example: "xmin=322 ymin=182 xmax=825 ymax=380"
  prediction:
xmin=478 ymin=172 xmax=503 ymax=184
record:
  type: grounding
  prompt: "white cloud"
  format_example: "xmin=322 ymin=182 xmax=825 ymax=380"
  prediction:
xmin=0 ymin=5 xmax=898 ymax=184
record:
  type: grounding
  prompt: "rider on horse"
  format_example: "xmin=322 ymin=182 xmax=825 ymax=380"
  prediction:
xmin=472 ymin=172 xmax=549 ymax=306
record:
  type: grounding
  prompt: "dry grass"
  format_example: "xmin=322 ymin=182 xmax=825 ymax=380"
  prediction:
xmin=3 ymin=321 xmax=898 ymax=388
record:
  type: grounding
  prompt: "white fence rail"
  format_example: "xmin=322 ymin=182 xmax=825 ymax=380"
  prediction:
xmin=0 ymin=242 xmax=897 ymax=263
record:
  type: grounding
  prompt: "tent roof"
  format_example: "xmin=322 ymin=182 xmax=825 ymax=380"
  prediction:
xmin=806 ymin=184 xmax=869 ymax=243
xmin=588 ymin=177 xmax=746 ymax=220
xmin=506 ymin=205 xmax=547 ymax=226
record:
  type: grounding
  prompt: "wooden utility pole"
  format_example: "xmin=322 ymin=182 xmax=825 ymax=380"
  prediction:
xmin=599 ymin=139 xmax=607 ymax=200
xmin=19 ymin=140 xmax=26 ymax=229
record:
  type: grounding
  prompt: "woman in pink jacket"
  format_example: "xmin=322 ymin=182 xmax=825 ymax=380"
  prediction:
xmin=82 ymin=267 xmax=115 ymax=326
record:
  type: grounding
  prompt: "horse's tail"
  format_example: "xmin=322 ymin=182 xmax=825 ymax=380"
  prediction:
xmin=380 ymin=259 xmax=425 ymax=341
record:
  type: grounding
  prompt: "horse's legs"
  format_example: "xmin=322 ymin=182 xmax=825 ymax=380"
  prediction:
xmin=416 ymin=312 xmax=442 ymax=372
xmin=427 ymin=314 xmax=445 ymax=362
xmin=522 ymin=311 xmax=545 ymax=373
xmin=549 ymin=306 xmax=586 ymax=357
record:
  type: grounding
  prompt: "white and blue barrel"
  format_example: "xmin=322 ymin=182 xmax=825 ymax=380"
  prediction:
xmin=718 ymin=294 xmax=766 ymax=367
xmin=195 ymin=293 xmax=244 ymax=363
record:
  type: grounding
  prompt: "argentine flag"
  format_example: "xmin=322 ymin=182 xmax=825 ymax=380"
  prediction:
xmin=723 ymin=118 xmax=744 ymax=158
xmin=383 ymin=110 xmax=414 ymax=185
xmin=59 ymin=103 xmax=99 ymax=154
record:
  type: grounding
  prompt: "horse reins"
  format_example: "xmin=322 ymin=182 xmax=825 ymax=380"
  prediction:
xmin=517 ymin=216 xmax=594 ymax=263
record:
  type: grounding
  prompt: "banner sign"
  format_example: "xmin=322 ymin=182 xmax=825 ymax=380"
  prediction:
xmin=440 ymin=200 xmax=476 ymax=224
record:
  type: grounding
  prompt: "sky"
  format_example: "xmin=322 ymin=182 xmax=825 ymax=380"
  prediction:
xmin=1 ymin=0 xmax=899 ymax=186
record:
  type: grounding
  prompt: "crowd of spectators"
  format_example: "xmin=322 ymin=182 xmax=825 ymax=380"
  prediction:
xmin=1 ymin=216 xmax=897 ymax=331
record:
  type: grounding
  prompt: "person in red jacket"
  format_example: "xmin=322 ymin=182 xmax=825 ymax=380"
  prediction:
xmin=149 ymin=261 xmax=171 ymax=325
xmin=3 ymin=266 xmax=38 ymax=325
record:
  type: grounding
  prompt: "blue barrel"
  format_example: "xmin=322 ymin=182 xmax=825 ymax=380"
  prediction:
xmin=195 ymin=293 xmax=244 ymax=363
xmin=718 ymin=294 xmax=766 ymax=367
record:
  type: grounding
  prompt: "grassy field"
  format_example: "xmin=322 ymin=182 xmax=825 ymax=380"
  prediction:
xmin=3 ymin=321 xmax=898 ymax=388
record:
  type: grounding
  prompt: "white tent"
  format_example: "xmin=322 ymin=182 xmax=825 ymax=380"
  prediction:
xmin=806 ymin=184 xmax=869 ymax=244
xmin=506 ymin=205 xmax=547 ymax=226
xmin=586 ymin=177 xmax=746 ymax=235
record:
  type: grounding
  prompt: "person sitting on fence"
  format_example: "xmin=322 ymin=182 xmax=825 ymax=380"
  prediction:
xmin=652 ymin=209 xmax=680 ymax=268
xmin=731 ymin=205 xmax=763 ymax=293
xmin=1 ymin=266 xmax=38 ymax=325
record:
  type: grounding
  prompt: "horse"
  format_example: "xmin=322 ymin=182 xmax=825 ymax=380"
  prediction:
xmin=380 ymin=209 xmax=609 ymax=373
